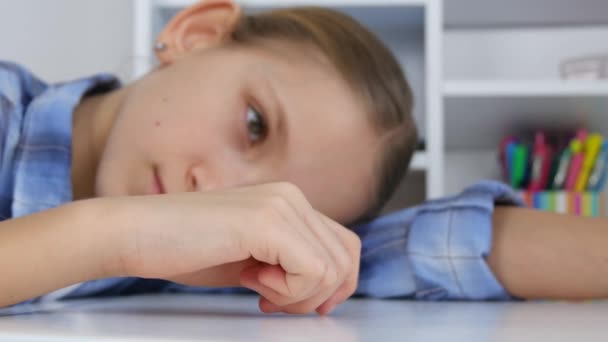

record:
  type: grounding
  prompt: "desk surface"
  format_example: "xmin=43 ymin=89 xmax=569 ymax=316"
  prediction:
xmin=0 ymin=294 xmax=607 ymax=342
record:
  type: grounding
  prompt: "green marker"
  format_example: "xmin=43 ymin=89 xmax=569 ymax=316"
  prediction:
xmin=511 ymin=144 xmax=528 ymax=189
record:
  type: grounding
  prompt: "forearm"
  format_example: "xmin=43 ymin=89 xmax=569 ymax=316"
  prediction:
xmin=0 ymin=200 xmax=121 ymax=307
xmin=488 ymin=207 xmax=608 ymax=300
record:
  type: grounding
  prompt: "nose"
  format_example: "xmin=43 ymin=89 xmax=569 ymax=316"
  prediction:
xmin=187 ymin=164 xmax=220 ymax=193
xmin=187 ymin=162 xmax=266 ymax=193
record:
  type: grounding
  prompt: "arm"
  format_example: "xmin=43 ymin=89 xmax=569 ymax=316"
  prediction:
xmin=0 ymin=200 xmax=120 ymax=307
xmin=488 ymin=207 xmax=608 ymax=300
xmin=0 ymin=183 xmax=359 ymax=314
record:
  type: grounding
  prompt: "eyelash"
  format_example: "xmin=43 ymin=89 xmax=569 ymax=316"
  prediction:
xmin=245 ymin=104 xmax=268 ymax=146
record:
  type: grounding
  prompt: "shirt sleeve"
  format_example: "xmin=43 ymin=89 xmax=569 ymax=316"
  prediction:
xmin=8 ymin=181 xmax=524 ymax=308
xmin=353 ymin=180 xmax=525 ymax=301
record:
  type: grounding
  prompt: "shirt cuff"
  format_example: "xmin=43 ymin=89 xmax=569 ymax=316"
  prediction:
xmin=408 ymin=180 xmax=524 ymax=300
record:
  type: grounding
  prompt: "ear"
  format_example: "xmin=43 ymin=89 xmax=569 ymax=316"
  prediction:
xmin=155 ymin=0 xmax=241 ymax=64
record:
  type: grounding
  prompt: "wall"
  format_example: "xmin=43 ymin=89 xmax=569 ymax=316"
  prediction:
xmin=444 ymin=27 xmax=608 ymax=81
xmin=0 ymin=0 xmax=133 ymax=82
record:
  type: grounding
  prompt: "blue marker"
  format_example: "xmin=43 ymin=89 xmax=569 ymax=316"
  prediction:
xmin=587 ymin=142 xmax=608 ymax=191
xmin=506 ymin=142 xmax=517 ymax=185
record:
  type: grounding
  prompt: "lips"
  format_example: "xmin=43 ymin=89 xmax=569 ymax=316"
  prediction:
xmin=153 ymin=167 xmax=166 ymax=195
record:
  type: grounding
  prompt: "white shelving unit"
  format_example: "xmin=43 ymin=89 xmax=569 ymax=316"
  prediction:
xmin=442 ymin=0 xmax=608 ymax=194
xmin=444 ymin=81 xmax=608 ymax=97
xmin=133 ymin=0 xmax=444 ymax=202
xmin=443 ymin=81 xmax=608 ymax=150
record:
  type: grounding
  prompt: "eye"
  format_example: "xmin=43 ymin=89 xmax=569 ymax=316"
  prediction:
xmin=246 ymin=106 xmax=268 ymax=145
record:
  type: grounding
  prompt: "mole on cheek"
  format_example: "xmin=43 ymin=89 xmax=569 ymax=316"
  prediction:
xmin=156 ymin=97 xmax=168 ymax=127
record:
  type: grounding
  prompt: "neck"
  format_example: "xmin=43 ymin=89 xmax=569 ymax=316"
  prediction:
xmin=71 ymin=85 xmax=128 ymax=200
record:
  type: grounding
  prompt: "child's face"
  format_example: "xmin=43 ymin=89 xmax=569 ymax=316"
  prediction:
xmin=95 ymin=43 xmax=379 ymax=224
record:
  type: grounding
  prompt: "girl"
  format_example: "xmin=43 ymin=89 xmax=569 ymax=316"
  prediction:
xmin=2 ymin=0 xmax=608 ymax=315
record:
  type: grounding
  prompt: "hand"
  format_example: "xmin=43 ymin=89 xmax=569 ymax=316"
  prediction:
xmin=103 ymin=182 xmax=361 ymax=315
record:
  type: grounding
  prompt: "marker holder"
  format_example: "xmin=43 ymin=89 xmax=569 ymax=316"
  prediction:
xmin=518 ymin=191 xmax=606 ymax=217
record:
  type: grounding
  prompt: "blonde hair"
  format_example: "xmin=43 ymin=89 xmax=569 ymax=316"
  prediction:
xmin=232 ymin=7 xmax=417 ymax=224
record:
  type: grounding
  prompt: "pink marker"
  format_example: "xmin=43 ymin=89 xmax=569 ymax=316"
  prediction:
xmin=528 ymin=132 xmax=552 ymax=191
xmin=565 ymin=130 xmax=587 ymax=191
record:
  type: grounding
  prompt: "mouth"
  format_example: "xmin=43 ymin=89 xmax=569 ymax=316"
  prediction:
xmin=152 ymin=166 xmax=166 ymax=195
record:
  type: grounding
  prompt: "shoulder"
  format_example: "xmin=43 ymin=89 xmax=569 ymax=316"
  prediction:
xmin=0 ymin=61 xmax=48 ymax=136
xmin=0 ymin=61 xmax=49 ymax=149
xmin=0 ymin=61 xmax=47 ymax=111
xmin=0 ymin=60 xmax=45 ymax=135
xmin=0 ymin=62 xmax=48 ymax=219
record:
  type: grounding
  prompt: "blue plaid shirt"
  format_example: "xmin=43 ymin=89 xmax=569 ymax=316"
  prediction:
xmin=0 ymin=61 xmax=522 ymax=307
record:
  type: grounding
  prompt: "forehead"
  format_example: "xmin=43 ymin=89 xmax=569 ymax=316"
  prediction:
xmin=243 ymin=44 xmax=380 ymax=223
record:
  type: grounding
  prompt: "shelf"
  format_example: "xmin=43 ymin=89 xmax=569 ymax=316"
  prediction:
xmin=444 ymin=80 xmax=608 ymax=97
xmin=445 ymin=0 xmax=608 ymax=29
xmin=445 ymin=93 xmax=608 ymax=150
xmin=155 ymin=0 xmax=426 ymax=31
xmin=444 ymin=80 xmax=608 ymax=150
xmin=410 ymin=151 xmax=427 ymax=171
xmin=155 ymin=0 xmax=432 ymax=7
xmin=444 ymin=150 xmax=501 ymax=194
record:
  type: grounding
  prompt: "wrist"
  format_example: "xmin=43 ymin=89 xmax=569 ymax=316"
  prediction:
xmin=65 ymin=197 xmax=130 ymax=279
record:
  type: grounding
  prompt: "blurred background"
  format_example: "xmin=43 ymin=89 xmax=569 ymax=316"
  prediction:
xmin=2 ymin=0 xmax=608 ymax=215
xmin=0 ymin=1 xmax=133 ymax=81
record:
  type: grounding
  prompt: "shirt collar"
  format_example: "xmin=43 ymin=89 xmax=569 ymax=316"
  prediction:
xmin=11 ymin=74 xmax=119 ymax=218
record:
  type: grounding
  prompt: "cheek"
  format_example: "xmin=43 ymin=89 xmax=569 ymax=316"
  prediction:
xmin=170 ymin=99 xmax=245 ymax=156
xmin=91 ymin=96 xmax=166 ymax=196
xmin=92 ymin=120 xmax=138 ymax=196
xmin=93 ymin=148 xmax=125 ymax=197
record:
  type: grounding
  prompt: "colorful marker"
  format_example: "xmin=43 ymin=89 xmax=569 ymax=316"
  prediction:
xmin=587 ymin=142 xmax=608 ymax=191
xmin=576 ymin=133 xmax=603 ymax=191
xmin=565 ymin=137 xmax=584 ymax=191
xmin=529 ymin=132 xmax=553 ymax=191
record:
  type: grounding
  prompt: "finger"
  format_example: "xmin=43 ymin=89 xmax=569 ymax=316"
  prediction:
xmin=269 ymin=191 xmax=353 ymax=309
xmin=243 ymin=224 xmax=325 ymax=303
xmin=274 ymin=288 xmax=339 ymax=315
xmin=239 ymin=263 xmax=265 ymax=287
xmin=252 ymin=210 xmax=359 ymax=315
xmin=316 ymin=295 xmax=339 ymax=315
xmin=259 ymin=263 xmax=347 ymax=315
xmin=261 ymin=183 xmax=350 ymax=278
xmin=243 ymin=205 xmax=336 ymax=304
xmin=259 ymin=297 xmax=329 ymax=316
xmin=319 ymin=215 xmax=361 ymax=305
xmin=240 ymin=263 xmax=319 ymax=307
xmin=315 ymin=281 xmax=351 ymax=315
xmin=271 ymin=213 xmax=351 ymax=313
xmin=273 ymin=271 xmax=351 ymax=315
xmin=274 ymin=186 xmax=352 ymax=285
xmin=238 ymin=183 xmax=349 ymax=307
xmin=240 ymin=264 xmax=288 ymax=304
xmin=259 ymin=297 xmax=281 ymax=313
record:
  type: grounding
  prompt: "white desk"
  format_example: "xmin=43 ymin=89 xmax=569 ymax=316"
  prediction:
xmin=0 ymin=294 xmax=607 ymax=341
